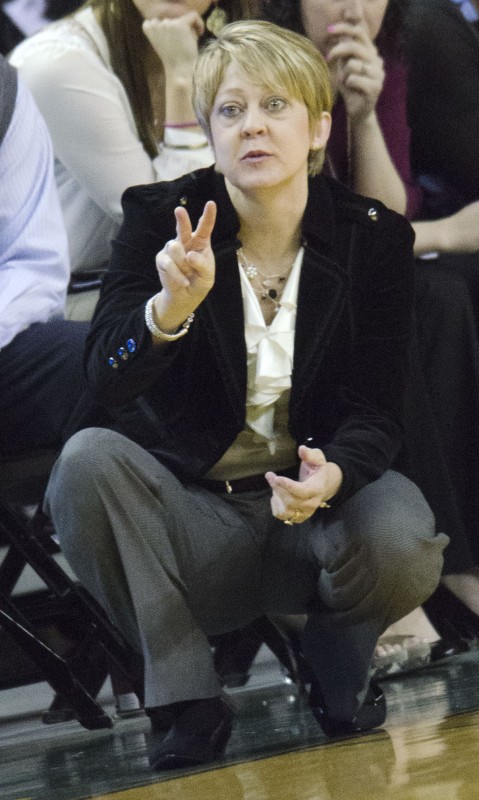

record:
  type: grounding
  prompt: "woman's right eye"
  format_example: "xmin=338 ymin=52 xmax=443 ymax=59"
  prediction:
xmin=220 ymin=104 xmax=241 ymax=117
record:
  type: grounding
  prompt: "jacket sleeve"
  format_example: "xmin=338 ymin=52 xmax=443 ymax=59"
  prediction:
xmin=376 ymin=58 xmax=423 ymax=220
xmin=82 ymin=182 xmax=190 ymax=405
xmin=320 ymin=206 xmax=416 ymax=504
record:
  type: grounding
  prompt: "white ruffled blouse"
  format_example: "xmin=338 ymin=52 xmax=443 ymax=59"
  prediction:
xmin=240 ymin=247 xmax=304 ymax=452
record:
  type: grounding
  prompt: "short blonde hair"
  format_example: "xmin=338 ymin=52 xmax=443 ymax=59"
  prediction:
xmin=193 ymin=20 xmax=333 ymax=175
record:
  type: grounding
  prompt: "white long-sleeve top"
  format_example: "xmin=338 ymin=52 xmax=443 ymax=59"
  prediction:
xmin=0 ymin=74 xmax=69 ymax=350
xmin=9 ymin=7 xmax=214 ymax=272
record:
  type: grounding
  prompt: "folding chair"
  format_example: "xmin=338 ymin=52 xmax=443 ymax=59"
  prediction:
xmin=0 ymin=449 xmax=141 ymax=730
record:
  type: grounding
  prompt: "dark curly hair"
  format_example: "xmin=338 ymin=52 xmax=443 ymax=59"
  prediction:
xmin=259 ymin=0 xmax=409 ymax=59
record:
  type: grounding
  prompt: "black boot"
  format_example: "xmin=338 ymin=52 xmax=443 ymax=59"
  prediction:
xmin=309 ymin=678 xmax=386 ymax=737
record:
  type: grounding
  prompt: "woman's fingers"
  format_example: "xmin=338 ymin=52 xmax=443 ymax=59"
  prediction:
xmin=192 ymin=201 xmax=217 ymax=250
xmin=174 ymin=207 xmax=193 ymax=251
xmin=156 ymin=244 xmax=189 ymax=287
xmin=156 ymin=202 xmax=217 ymax=293
xmin=174 ymin=201 xmax=217 ymax=253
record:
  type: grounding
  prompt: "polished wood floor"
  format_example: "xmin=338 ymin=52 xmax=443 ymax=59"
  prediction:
xmin=1 ymin=645 xmax=479 ymax=800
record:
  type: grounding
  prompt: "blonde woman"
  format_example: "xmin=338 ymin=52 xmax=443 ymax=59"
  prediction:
xmin=45 ymin=21 xmax=447 ymax=770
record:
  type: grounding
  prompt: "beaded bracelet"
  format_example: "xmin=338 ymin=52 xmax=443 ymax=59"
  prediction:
xmin=145 ymin=295 xmax=195 ymax=341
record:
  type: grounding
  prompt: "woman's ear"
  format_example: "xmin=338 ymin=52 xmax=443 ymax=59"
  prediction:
xmin=310 ymin=111 xmax=332 ymax=151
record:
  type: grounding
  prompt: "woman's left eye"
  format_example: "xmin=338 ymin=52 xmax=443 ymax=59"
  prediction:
xmin=267 ymin=97 xmax=287 ymax=112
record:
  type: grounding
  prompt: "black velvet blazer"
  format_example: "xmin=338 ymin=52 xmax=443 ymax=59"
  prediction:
xmin=82 ymin=166 xmax=415 ymax=507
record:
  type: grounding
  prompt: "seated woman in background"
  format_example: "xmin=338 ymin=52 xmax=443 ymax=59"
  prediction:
xmin=9 ymin=0 xmax=258 ymax=312
xmin=260 ymin=0 xmax=479 ymax=667
xmin=44 ymin=20 xmax=447 ymax=771
xmin=262 ymin=0 xmax=420 ymax=218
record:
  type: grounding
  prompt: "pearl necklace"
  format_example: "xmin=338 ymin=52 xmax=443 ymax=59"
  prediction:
xmin=237 ymin=248 xmax=293 ymax=314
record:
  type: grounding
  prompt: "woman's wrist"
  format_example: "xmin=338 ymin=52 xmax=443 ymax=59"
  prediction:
xmin=349 ymin=109 xmax=379 ymax=138
xmin=145 ymin=294 xmax=195 ymax=342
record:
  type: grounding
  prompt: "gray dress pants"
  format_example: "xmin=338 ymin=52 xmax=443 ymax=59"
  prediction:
xmin=44 ymin=428 xmax=448 ymax=716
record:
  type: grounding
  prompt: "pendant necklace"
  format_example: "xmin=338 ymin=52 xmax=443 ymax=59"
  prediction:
xmin=237 ymin=248 xmax=293 ymax=314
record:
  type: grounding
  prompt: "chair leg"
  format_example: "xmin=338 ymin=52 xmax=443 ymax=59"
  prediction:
xmin=1 ymin=500 xmax=143 ymax=721
xmin=0 ymin=600 xmax=113 ymax=730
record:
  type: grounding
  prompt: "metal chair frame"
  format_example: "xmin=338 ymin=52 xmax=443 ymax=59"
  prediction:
xmin=0 ymin=451 xmax=139 ymax=730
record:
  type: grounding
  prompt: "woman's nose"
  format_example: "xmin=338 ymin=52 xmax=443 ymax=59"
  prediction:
xmin=342 ymin=0 xmax=364 ymax=23
xmin=240 ymin=108 xmax=266 ymax=137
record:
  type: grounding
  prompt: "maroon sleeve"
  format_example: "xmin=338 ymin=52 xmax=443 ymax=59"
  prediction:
xmin=326 ymin=57 xmax=423 ymax=220
xmin=376 ymin=58 xmax=423 ymax=220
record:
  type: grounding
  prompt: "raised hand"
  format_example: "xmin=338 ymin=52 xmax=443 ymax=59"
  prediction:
xmin=152 ymin=201 xmax=217 ymax=334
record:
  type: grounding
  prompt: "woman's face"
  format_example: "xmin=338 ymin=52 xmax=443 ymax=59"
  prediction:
xmin=131 ymin=0 xmax=213 ymax=20
xmin=209 ymin=63 xmax=330 ymax=194
xmin=300 ymin=0 xmax=388 ymax=54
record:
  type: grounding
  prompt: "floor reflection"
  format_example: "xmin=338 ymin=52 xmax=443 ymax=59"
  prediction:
xmin=1 ymin=648 xmax=479 ymax=800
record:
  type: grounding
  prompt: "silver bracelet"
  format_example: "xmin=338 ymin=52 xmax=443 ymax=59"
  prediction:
xmin=144 ymin=295 xmax=194 ymax=341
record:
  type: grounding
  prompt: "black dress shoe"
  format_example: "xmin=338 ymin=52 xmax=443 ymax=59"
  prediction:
xmin=148 ymin=696 xmax=232 ymax=771
xmin=309 ymin=678 xmax=386 ymax=737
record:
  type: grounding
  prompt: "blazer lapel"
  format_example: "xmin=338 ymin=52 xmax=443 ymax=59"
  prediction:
xmin=292 ymin=246 xmax=349 ymax=411
xmin=292 ymin=176 xmax=350 ymax=408
xmin=201 ymin=176 xmax=247 ymax=422
xmin=202 ymin=244 xmax=247 ymax=423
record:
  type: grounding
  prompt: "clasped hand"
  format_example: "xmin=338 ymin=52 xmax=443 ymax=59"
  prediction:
xmin=153 ymin=201 xmax=217 ymax=333
xmin=326 ymin=22 xmax=384 ymax=121
xmin=142 ymin=11 xmax=205 ymax=74
xmin=266 ymin=445 xmax=343 ymax=525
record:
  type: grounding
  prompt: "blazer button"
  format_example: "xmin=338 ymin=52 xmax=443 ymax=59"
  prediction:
xmin=108 ymin=356 xmax=119 ymax=369
xmin=179 ymin=196 xmax=188 ymax=206
xmin=127 ymin=339 xmax=136 ymax=353
xmin=118 ymin=347 xmax=128 ymax=361
xmin=368 ymin=207 xmax=378 ymax=222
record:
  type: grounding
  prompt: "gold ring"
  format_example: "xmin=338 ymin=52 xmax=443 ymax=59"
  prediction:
xmin=284 ymin=510 xmax=301 ymax=525
xmin=319 ymin=501 xmax=331 ymax=509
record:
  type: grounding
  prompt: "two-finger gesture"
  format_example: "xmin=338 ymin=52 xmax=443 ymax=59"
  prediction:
xmin=154 ymin=201 xmax=217 ymax=331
